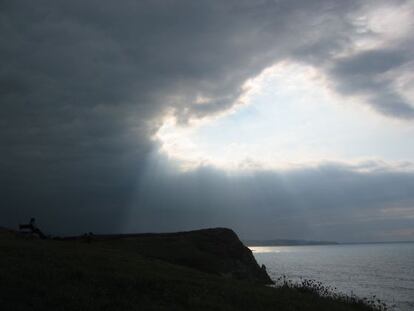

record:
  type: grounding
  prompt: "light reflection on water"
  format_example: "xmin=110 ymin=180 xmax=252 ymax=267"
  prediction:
xmin=250 ymin=246 xmax=319 ymax=253
xmin=249 ymin=247 xmax=285 ymax=253
xmin=251 ymin=243 xmax=414 ymax=311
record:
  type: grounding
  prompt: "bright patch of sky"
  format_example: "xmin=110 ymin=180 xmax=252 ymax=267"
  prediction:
xmin=351 ymin=1 xmax=414 ymax=51
xmin=156 ymin=62 xmax=414 ymax=171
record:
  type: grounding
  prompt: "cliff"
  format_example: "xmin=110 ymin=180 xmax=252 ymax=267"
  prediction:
xmin=63 ymin=227 xmax=273 ymax=284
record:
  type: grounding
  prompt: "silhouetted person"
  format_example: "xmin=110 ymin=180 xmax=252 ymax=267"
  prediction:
xmin=19 ymin=217 xmax=46 ymax=239
xmin=19 ymin=217 xmax=35 ymax=231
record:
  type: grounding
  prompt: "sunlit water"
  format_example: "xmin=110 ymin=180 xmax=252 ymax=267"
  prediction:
xmin=251 ymin=243 xmax=414 ymax=311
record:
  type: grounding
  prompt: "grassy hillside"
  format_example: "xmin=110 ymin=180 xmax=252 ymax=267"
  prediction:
xmin=60 ymin=228 xmax=273 ymax=284
xmin=0 ymin=229 xmax=382 ymax=311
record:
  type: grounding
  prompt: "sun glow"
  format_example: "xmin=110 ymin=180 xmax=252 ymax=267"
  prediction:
xmin=155 ymin=62 xmax=414 ymax=172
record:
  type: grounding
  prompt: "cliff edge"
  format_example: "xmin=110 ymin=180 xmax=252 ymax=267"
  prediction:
xmin=86 ymin=227 xmax=273 ymax=284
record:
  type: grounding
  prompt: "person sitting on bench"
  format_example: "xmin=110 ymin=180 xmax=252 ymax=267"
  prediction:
xmin=19 ymin=218 xmax=46 ymax=239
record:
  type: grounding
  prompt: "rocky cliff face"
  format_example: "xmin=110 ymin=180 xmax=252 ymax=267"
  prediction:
xmin=152 ymin=228 xmax=274 ymax=284
xmin=86 ymin=228 xmax=274 ymax=284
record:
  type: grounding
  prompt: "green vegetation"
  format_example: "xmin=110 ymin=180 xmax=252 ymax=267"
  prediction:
xmin=0 ymin=229 xmax=383 ymax=311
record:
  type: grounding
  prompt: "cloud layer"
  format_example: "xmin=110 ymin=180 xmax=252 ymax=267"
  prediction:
xmin=1 ymin=0 xmax=413 ymax=240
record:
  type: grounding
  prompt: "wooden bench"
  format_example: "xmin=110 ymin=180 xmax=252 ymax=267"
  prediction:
xmin=18 ymin=218 xmax=46 ymax=239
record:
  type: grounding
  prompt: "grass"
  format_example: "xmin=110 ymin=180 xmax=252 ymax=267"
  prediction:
xmin=0 ymin=230 xmax=385 ymax=311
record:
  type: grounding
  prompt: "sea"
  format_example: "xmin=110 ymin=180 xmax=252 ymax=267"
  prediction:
xmin=250 ymin=243 xmax=414 ymax=311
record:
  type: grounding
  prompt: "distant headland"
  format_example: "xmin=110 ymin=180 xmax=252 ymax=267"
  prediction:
xmin=245 ymin=239 xmax=339 ymax=246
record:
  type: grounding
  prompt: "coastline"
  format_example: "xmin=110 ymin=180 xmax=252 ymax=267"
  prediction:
xmin=0 ymin=227 xmax=386 ymax=311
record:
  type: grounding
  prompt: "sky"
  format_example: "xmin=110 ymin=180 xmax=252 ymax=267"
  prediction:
xmin=1 ymin=0 xmax=414 ymax=242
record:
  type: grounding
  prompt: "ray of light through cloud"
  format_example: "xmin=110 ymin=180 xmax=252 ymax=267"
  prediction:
xmin=1 ymin=0 xmax=414 ymax=243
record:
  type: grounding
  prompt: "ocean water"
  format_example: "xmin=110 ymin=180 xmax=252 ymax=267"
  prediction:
xmin=251 ymin=243 xmax=414 ymax=311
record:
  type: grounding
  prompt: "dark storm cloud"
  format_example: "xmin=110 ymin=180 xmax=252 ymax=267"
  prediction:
xmin=329 ymin=49 xmax=414 ymax=118
xmin=1 ymin=0 xmax=413 ymax=239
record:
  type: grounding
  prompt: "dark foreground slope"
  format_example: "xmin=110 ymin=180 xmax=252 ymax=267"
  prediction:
xmin=0 ymin=228 xmax=379 ymax=311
